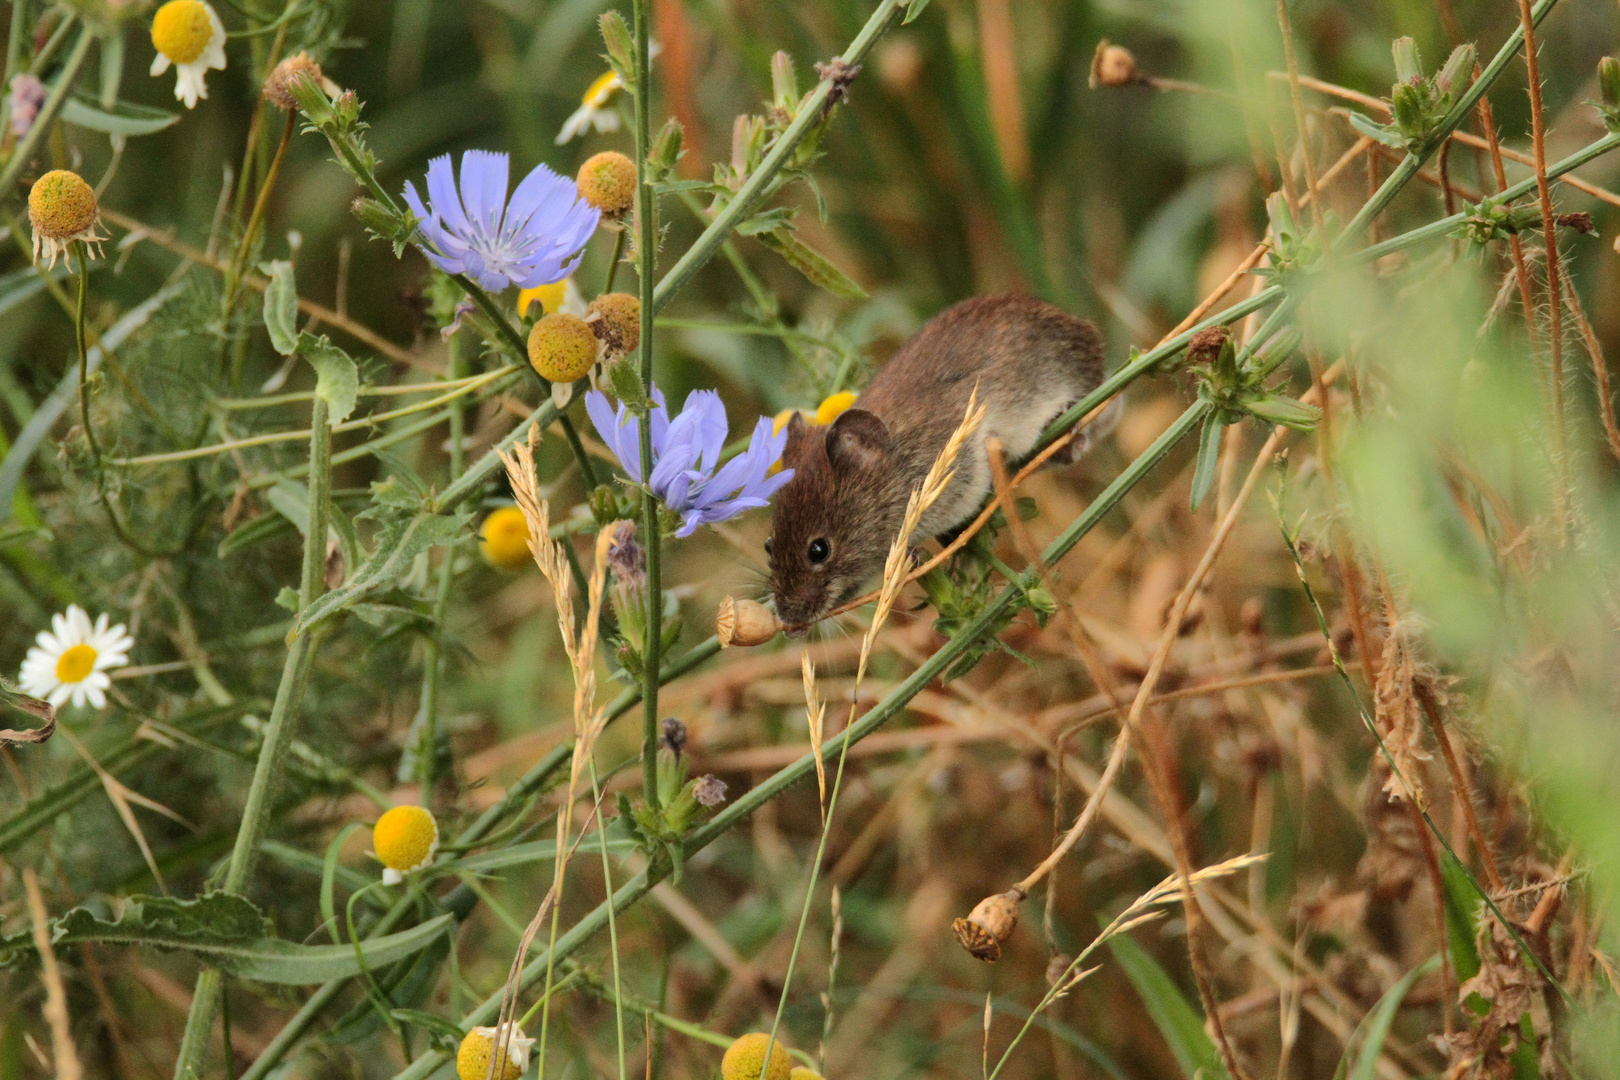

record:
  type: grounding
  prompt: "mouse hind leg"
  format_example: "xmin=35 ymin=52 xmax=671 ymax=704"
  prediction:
xmin=1043 ymin=393 xmax=1123 ymax=465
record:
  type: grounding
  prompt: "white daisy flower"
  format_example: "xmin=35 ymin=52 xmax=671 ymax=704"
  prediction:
xmin=555 ymin=45 xmax=659 ymax=145
xmin=149 ymin=0 xmax=227 ymax=110
xmin=18 ymin=605 xmax=134 ymax=710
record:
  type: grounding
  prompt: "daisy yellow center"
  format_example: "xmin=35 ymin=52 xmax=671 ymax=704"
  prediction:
xmin=55 ymin=644 xmax=98 ymax=684
xmin=152 ymin=0 xmax=215 ymax=65
xmin=527 ymin=312 xmax=598 ymax=384
xmin=815 ymin=391 xmax=858 ymax=425
xmin=480 ymin=507 xmax=533 ymax=571
xmin=517 ymin=280 xmax=568 ymax=317
xmin=372 ymin=805 xmax=437 ymax=872
xmin=583 ymin=70 xmax=620 ymax=107
xmin=28 ymin=170 xmax=98 ymax=239
xmin=456 ymin=1031 xmax=523 ymax=1080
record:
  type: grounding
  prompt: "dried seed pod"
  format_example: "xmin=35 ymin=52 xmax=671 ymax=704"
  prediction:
xmin=1089 ymin=40 xmax=1141 ymax=89
xmin=951 ymin=887 xmax=1025 ymax=962
xmin=717 ymin=596 xmax=780 ymax=647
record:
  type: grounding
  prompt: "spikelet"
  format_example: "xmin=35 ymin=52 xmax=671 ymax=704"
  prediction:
xmin=801 ymin=653 xmax=828 ymax=816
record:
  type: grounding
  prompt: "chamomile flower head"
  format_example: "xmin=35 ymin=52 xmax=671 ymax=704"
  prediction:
xmin=402 ymin=151 xmax=599 ymax=292
xmin=479 ymin=506 xmax=534 ymax=570
xmin=149 ymin=0 xmax=226 ymax=109
xmin=28 ymin=170 xmax=106 ymax=268
xmin=814 ymin=391 xmax=858 ymax=426
xmin=456 ymin=1026 xmax=534 ymax=1080
xmin=371 ymin=805 xmax=438 ymax=885
xmin=528 ymin=312 xmax=599 ymax=385
xmin=576 ymin=151 xmax=637 ymax=217
xmin=585 ymin=292 xmax=641 ymax=357
xmin=556 ymin=70 xmax=625 ymax=145
xmin=721 ymin=1034 xmax=793 ymax=1080
xmin=517 ymin=275 xmax=585 ymax=319
xmin=18 ymin=605 xmax=134 ymax=710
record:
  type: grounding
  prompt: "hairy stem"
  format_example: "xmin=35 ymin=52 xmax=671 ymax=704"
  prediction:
xmin=634 ymin=0 xmax=662 ymax=814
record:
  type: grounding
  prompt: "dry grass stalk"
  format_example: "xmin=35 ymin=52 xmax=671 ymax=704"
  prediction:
xmin=801 ymin=653 xmax=828 ymax=816
xmin=1561 ymin=284 xmax=1620 ymax=465
xmin=23 ymin=868 xmax=82 ymax=1080
xmin=493 ymin=433 xmax=618 ymax=1078
xmin=1373 ymin=613 xmax=1433 ymax=805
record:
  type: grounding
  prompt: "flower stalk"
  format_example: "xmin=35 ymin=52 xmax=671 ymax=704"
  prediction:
xmin=632 ymin=0 xmax=661 ymax=814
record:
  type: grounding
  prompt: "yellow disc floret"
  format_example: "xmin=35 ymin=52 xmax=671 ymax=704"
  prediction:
xmin=151 ymin=0 xmax=215 ymax=64
xmin=721 ymin=1034 xmax=793 ymax=1080
xmin=527 ymin=312 xmax=599 ymax=384
xmin=480 ymin=507 xmax=533 ymax=571
xmin=582 ymin=70 xmax=620 ymax=107
xmin=55 ymin=644 xmax=98 ymax=685
xmin=577 ymin=151 xmax=637 ymax=216
xmin=586 ymin=292 xmax=641 ymax=356
xmin=372 ymin=805 xmax=438 ymax=883
xmin=814 ymin=391 xmax=858 ymax=426
xmin=29 ymin=171 xmax=98 ymax=241
xmin=789 ymin=1069 xmax=826 ymax=1080
xmin=456 ymin=1027 xmax=532 ymax=1080
xmin=518 ymin=280 xmax=569 ymax=318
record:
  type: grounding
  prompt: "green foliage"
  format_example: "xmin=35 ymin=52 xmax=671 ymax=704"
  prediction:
xmin=1104 ymin=934 xmax=1230 ymax=1080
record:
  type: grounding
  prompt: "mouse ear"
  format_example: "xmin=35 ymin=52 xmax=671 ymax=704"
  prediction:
xmin=825 ymin=409 xmax=892 ymax=474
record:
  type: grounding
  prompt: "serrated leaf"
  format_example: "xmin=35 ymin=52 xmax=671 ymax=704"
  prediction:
xmin=59 ymin=94 xmax=179 ymax=135
xmin=757 ymin=227 xmax=867 ymax=299
xmin=1106 ymin=933 xmax=1230 ymax=1080
xmin=0 ymin=892 xmax=452 ymax=984
xmin=294 ymin=508 xmax=472 ymax=635
xmin=261 ymin=261 xmax=299 ymax=355
xmin=1190 ymin=414 xmax=1224 ymax=512
xmin=299 ymin=333 xmax=360 ymax=426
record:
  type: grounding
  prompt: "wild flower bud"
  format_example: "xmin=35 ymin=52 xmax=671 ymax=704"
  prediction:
xmin=351 ymin=196 xmax=404 ymax=239
xmin=332 ymin=88 xmax=361 ymax=126
xmin=9 ymin=74 xmax=45 ymax=137
xmin=730 ymin=114 xmax=766 ymax=178
xmin=1557 ymin=212 xmax=1595 ymax=235
xmin=606 ymin=356 xmax=649 ymax=409
xmin=1185 ymin=325 xmax=1231 ymax=369
xmin=660 ymin=716 xmax=688 ymax=755
xmin=717 ymin=596 xmax=780 ymax=647
xmin=771 ymin=51 xmax=800 ymax=114
xmin=577 ymin=151 xmax=637 ymax=216
xmin=1088 ymin=40 xmax=1140 ymax=89
xmin=1391 ymin=36 xmax=1422 ymax=85
xmin=952 ymin=887 xmax=1025 ymax=962
xmin=288 ymin=70 xmax=335 ymax=123
xmin=648 ymin=117 xmax=685 ymax=180
xmin=598 ymin=11 xmax=635 ymax=85
xmin=28 ymin=169 xmax=106 ymax=268
xmin=1600 ymin=58 xmax=1620 ymax=126
xmin=1434 ymin=43 xmax=1475 ymax=102
xmin=527 ymin=312 xmax=600 ymax=384
xmin=586 ymin=292 xmax=641 ymax=357
xmin=721 ymin=1034 xmax=792 ymax=1080
xmin=263 ymin=52 xmax=325 ymax=109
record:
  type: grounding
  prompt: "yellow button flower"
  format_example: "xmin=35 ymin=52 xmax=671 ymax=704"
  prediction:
xmin=576 ymin=151 xmax=636 ymax=217
xmin=814 ymin=391 xmax=858 ymax=425
xmin=517 ymin=276 xmax=584 ymax=319
xmin=456 ymin=1026 xmax=534 ymax=1080
xmin=149 ymin=0 xmax=226 ymax=109
xmin=371 ymin=805 xmax=438 ymax=885
xmin=722 ymin=1033 xmax=793 ymax=1080
xmin=480 ymin=506 xmax=533 ymax=571
xmin=27 ymin=170 xmax=106 ymax=269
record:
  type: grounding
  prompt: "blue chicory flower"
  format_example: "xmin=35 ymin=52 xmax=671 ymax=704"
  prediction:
xmin=402 ymin=150 xmax=600 ymax=292
xmin=586 ymin=387 xmax=794 ymax=537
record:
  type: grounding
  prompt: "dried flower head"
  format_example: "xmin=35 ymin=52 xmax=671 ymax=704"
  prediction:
xmin=9 ymin=74 xmax=45 ymax=138
xmin=527 ymin=312 xmax=600 ymax=386
xmin=717 ymin=596 xmax=780 ymax=647
xmin=660 ymin=716 xmax=688 ymax=755
xmin=479 ymin=506 xmax=533 ymax=570
xmin=1089 ymin=40 xmax=1141 ymax=89
xmin=692 ymin=774 xmax=728 ymax=807
xmin=28 ymin=170 xmax=106 ymax=268
xmin=607 ymin=520 xmax=646 ymax=585
xmin=455 ymin=1025 xmax=534 ymax=1080
xmin=263 ymin=52 xmax=324 ymax=109
xmin=951 ymin=887 xmax=1025 ymax=962
xmin=1186 ymin=325 xmax=1232 ymax=367
xmin=586 ymin=291 xmax=642 ymax=357
xmin=576 ymin=151 xmax=637 ymax=216
xmin=371 ymin=805 xmax=439 ymax=885
xmin=721 ymin=1033 xmax=792 ymax=1080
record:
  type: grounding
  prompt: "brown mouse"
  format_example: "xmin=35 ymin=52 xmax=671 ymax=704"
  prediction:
xmin=766 ymin=293 xmax=1110 ymax=632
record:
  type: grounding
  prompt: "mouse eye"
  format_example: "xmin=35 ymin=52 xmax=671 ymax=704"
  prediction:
xmin=807 ymin=538 xmax=831 ymax=564
xmin=764 ymin=537 xmax=773 ymax=556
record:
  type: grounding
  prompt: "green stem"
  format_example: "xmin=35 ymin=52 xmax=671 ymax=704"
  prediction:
xmin=588 ymin=758 xmax=628 ymax=1080
xmin=225 ymin=108 xmax=297 ymax=311
xmin=0 ymin=26 xmax=93 ymax=195
xmin=602 ymin=227 xmax=626 ymax=294
xmin=172 ymin=395 xmax=332 ymax=1080
xmin=633 ymin=0 xmax=662 ymax=815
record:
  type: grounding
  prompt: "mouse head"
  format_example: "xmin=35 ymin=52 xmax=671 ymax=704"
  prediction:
xmin=767 ymin=408 xmax=903 ymax=632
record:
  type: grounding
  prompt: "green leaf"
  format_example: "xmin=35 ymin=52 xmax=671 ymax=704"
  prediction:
xmin=0 ymin=677 xmax=55 ymax=745
xmin=1190 ymin=414 xmax=1224 ymax=512
xmin=0 ymin=893 xmax=451 ymax=985
xmin=262 ymin=261 xmax=300 ymax=355
xmin=59 ymin=94 xmax=180 ymax=136
xmin=902 ymin=0 xmax=933 ymax=23
xmin=1106 ymin=933 xmax=1230 ymax=1080
xmin=1344 ymin=955 xmax=1440 ymax=1080
xmin=756 ymin=227 xmax=867 ymax=299
xmin=294 ymin=507 xmax=472 ymax=636
xmin=389 ymin=1008 xmax=466 ymax=1048
xmin=298 ymin=333 xmax=360 ymax=426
